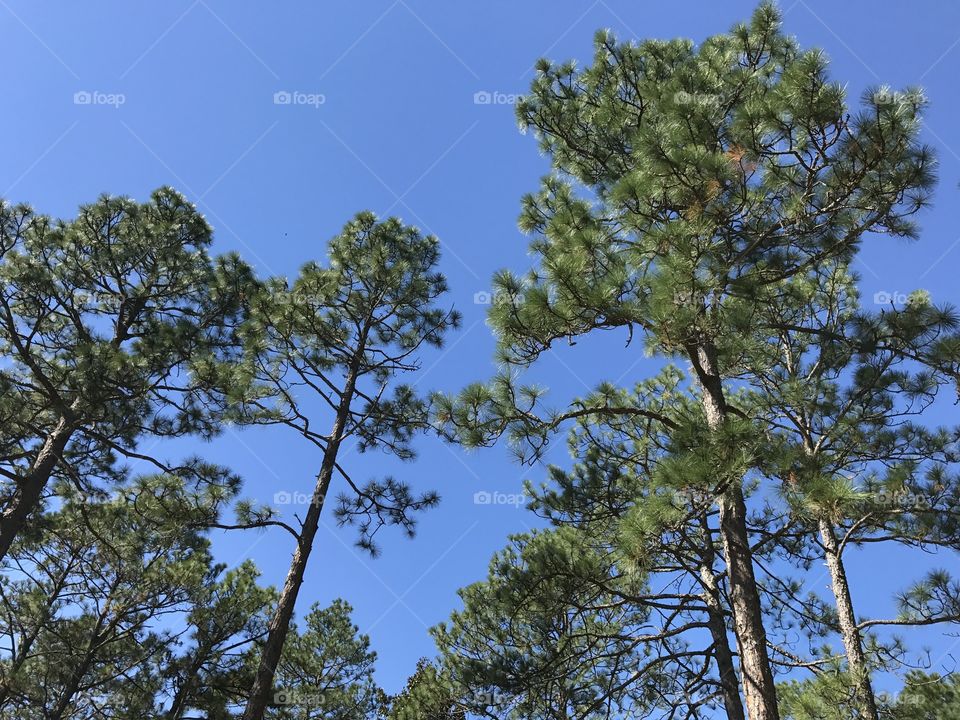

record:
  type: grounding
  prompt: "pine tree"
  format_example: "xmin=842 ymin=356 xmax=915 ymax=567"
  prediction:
xmin=0 ymin=472 xmax=234 ymax=718
xmin=436 ymin=371 xmax=750 ymax=719
xmin=892 ymin=671 xmax=960 ymax=720
xmin=777 ymin=666 xmax=862 ymax=720
xmin=434 ymin=528 xmax=724 ymax=718
xmin=0 ymin=188 xmax=253 ymax=562
xmin=436 ymin=5 xmax=933 ymax=719
xmin=163 ymin=560 xmax=276 ymax=720
xmin=269 ymin=599 xmax=385 ymax=720
xmin=779 ymin=669 xmax=960 ymax=720
xmin=745 ymin=260 xmax=960 ymax=719
xmin=237 ymin=213 xmax=459 ymax=720
xmin=386 ymin=658 xmax=466 ymax=720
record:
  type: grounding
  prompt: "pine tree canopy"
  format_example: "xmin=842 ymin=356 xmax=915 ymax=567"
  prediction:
xmin=3 ymin=4 xmax=960 ymax=720
xmin=0 ymin=187 xmax=255 ymax=561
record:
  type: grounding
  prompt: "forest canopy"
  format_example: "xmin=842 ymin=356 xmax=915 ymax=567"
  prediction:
xmin=1 ymin=3 xmax=959 ymax=720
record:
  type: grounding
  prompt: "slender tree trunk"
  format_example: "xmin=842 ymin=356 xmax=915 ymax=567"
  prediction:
xmin=165 ymin=648 xmax=209 ymax=720
xmin=242 ymin=363 xmax=360 ymax=720
xmin=716 ymin=484 xmax=779 ymax=720
xmin=49 ymin=633 xmax=102 ymax=720
xmin=689 ymin=342 xmax=780 ymax=720
xmin=818 ymin=518 xmax=879 ymax=720
xmin=50 ymin=666 xmax=87 ymax=720
xmin=0 ymin=415 xmax=76 ymax=563
xmin=698 ymin=516 xmax=746 ymax=720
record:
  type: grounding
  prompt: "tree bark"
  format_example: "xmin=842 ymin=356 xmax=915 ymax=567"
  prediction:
xmin=241 ymin=362 xmax=360 ymax=720
xmin=697 ymin=516 xmax=746 ymax=720
xmin=0 ymin=415 xmax=76 ymax=563
xmin=818 ymin=518 xmax=879 ymax=720
xmin=689 ymin=342 xmax=780 ymax=720
xmin=48 ymin=621 xmax=110 ymax=720
xmin=165 ymin=646 xmax=209 ymax=720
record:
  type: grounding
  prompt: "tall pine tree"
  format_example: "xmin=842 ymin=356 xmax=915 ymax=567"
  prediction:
xmin=236 ymin=213 xmax=459 ymax=720
xmin=437 ymin=5 xmax=934 ymax=718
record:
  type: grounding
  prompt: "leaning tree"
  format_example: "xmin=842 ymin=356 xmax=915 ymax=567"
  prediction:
xmin=235 ymin=212 xmax=460 ymax=720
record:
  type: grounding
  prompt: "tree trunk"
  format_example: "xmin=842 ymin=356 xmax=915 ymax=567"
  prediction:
xmin=0 ymin=415 xmax=76 ymax=563
xmin=818 ymin=518 xmax=879 ymax=720
xmin=165 ymin=647 xmax=209 ymax=720
xmin=716 ymin=484 xmax=780 ymax=720
xmin=689 ymin=342 xmax=780 ymax=720
xmin=241 ymin=363 xmax=360 ymax=720
xmin=698 ymin=516 xmax=746 ymax=720
xmin=48 ymin=634 xmax=101 ymax=720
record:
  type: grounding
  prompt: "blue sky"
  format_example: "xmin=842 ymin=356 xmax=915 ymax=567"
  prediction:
xmin=3 ymin=0 xmax=960 ymax=699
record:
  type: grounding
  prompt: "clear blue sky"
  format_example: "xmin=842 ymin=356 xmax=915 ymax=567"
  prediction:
xmin=3 ymin=0 xmax=959 ymax=698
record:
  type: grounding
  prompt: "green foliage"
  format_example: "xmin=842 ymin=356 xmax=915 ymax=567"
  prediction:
xmin=165 ymin=560 xmax=276 ymax=719
xmin=236 ymin=211 xmax=460 ymax=553
xmin=779 ymin=670 xmax=960 ymax=720
xmin=270 ymin=600 xmax=385 ymax=720
xmin=436 ymin=0 xmax=938 ymax=468
xmin=892 ymin=672 xmax=960 ymax=720
xmin=433 ymin=5 xmax=959 ymax=720
xmin=433 ymin=528 xmax=662 ymax=719
xmin=778 ymin=669 xmax=861 ymax=720
xmin=431 ymin=509 xmax=743 ymax=719
xmin=386 ymin=659 xmax=465 ymax=720
xmin=496 ymin=0 xmax=932 ymax=368
xmin=0 ymin=474 xmax=236 ymax=718
xmin=0 ymin=187 xmax=255 ymax=553
xmin=239 ymin=212 xmax=461 ymax=719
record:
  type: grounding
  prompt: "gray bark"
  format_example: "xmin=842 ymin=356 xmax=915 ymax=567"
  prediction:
xmin=689 ymin=342 xmax=780 ymax=720
xmin=819 ymin=518 xmax=879 ymax=720
xmin=241 ymin=360 xmax=359 ymax=720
